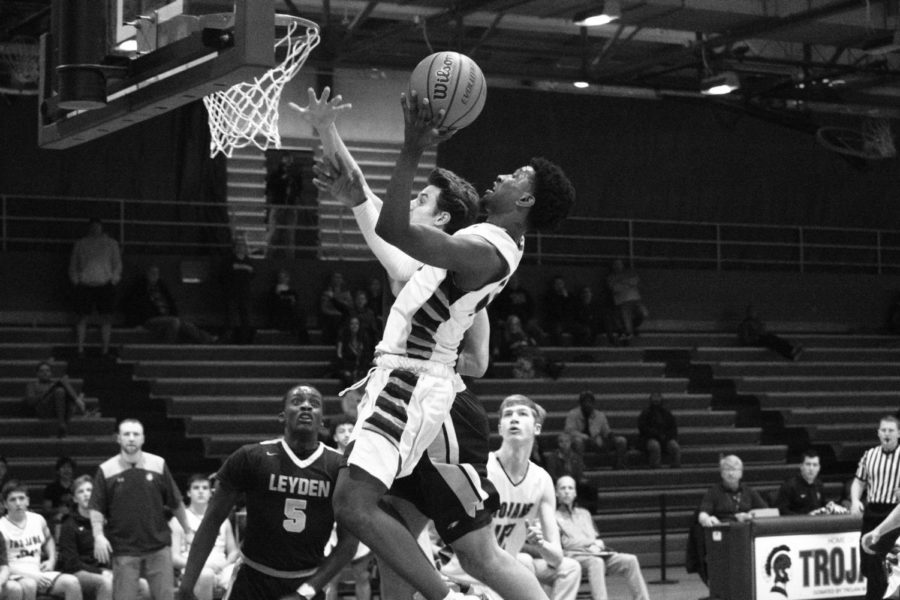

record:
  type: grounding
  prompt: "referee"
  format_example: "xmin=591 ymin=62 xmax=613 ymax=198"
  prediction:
xmin=850 ymin=415 xmax=900 ymax=600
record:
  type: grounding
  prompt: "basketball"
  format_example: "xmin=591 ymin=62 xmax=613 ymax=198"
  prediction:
xmin=408 ymin=51 xmax=487 ymax=131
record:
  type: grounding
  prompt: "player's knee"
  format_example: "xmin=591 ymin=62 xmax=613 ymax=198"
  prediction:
xmin=559 ymin=557 xmax=582 ymax=581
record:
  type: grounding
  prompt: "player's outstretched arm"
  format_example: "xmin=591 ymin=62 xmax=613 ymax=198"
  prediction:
xmin=862 ymin=502 xmax=900 ymax=553
xmin=529 ymin=477 xmax=565 ymax=568
xmin=286 ymin=525 xmax=360 ymax=599
xmin=178 ymin=482 xmax=239 ymax=600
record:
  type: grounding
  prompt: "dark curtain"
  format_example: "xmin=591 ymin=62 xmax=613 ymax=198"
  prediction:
xmin=437 ymin=87 xmax=900 ymax=230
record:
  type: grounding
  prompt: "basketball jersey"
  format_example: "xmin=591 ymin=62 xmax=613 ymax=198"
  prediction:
xmin=377 ymin=223 xmax=523 ymax=365
xmin=173 ymin=509 xmax=229 ymax=564
xmin=0 ymin=511 xmax=47 ymax=569
xmin=216 ymin=439 xmax=343 ymax=577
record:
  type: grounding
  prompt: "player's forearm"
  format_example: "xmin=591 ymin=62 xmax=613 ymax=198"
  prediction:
xmin=353 ymin=201 xmax=421 ymax=282
xmin=304 ymin=529 xmax=360 ymax=592
xmin=873 ymin=504 xmax=900 ymax=536
xmin=377 ymin=146 xmax=422 ymax=245
xmin=89 ymin=509 xmax=106 ymax=538
xmin=535 ymin=539 xmax=564 ymax=568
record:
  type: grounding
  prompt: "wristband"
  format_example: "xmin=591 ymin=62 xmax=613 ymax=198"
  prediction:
xmin=297 ymin=582 xmax=316 ymax=599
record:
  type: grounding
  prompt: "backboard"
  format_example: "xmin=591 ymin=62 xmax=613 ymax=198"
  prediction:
xmin=38 ymin=0 xmax=280 ymax=149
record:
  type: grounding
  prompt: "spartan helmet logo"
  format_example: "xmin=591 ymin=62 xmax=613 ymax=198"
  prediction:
xmin=766 ymin=545 xmax=793 ymax=598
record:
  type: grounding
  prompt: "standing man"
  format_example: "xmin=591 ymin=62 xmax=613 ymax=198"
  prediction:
xmin=177 ymin=385 xmax=358 ymax=600
xmin=850 ymin=415 xmax=900 ymax=600
xmin=90 ymin=419 xmax=191 ymax=600
xmin=439 ymin=395 xmax=582 ymax=599
xmin=69 ymin=217 xmax=121 ymax=356
xmin=555 ymin=476 xmax=649 ymax=600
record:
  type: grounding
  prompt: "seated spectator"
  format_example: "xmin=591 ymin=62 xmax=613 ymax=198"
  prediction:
xmin=23 ymin=361 xmax=86 ymax=438
xmin=542 ymin=275 xmax=577 ymax=345
xmin=319 ymin=271 xmax=353 ymax=344
xmin=364 ymin=276 xmax=385 ymax=334
xmin=330 ymin=415 xmax=355 ymax=453
xmin=571 ymin=286 xmax=602 ymax=346
xmin=491 ymin=274 xmax=544 ymax=342
xmin=170 ymin=474 xmax=238 ymax=600
xmin=0 ymin=481 xmax=82 ymax=600
xmin=687 ymin=454 xmax=768 ymax=583
xmin=497 ymin=315 xmax=563 ymax=380
xmin=350 ymin=289 xmax=379 ymax=341
xmin=555 ymin=476 xmax=650 ymax=600
xmin=738 ymin=304 xmax=803 ymax=361
xmin=564 ymin=391 xmax=628 ymax=470
xmin=124 ymin=265 xmax=217 ymax=344
xmin=59 ymin=475 xmax=150 ymax=600
xmin=334 ymin=317 xmax=374 ymax=387
xmin=773 ymin=450 xmax=846 ymax=516
xmin=43 ymin=456 xmax=77 ymax=533
xmin=606 ymin=259 xmax=649 ymax=343
xmin=267 ymin=269 xmax=309 ymax=344
xmin=544 ymin=433 xmax=598 ymax=514
xmin=637 ymin=392 xmax=681 ymax=469
xmin=222 ymin=235 xmax=255 ymax=344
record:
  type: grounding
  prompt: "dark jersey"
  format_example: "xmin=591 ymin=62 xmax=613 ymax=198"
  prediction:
xmin=217 ymin=439 xmax=342 ymax=577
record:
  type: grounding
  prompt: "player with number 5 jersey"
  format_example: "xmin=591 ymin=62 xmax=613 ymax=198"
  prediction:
xmin=176 ymin=385 xmax=358 ymax=600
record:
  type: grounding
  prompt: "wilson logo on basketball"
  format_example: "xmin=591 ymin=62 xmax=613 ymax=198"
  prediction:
xmin=432 ymin=55 xmax=455 ymax=99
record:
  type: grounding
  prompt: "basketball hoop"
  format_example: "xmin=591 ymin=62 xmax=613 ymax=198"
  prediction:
xmin=0 ymin=37 xmax=40 ymax=95
xmin=815 ymin=117 xmax=896 ymax=160
xmin=204 ymin=14 xmax=319 ymax=158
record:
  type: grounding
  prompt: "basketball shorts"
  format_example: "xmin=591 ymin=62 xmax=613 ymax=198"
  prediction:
xmin=347 ymin=354 xmax=462 ymax=489
xmin=224 ymin=562 xmax=320 ymax=600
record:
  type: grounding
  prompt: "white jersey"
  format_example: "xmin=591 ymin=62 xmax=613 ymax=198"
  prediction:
xmin=440 ymin=452 xmax=551 ymax=588
xmin=0 ymin=511 xmax=48 ymax=569
xmin=376 ymin=223 xmax=523 ymax=366
xmin=171 ymin=509 xmax=229 ymax=565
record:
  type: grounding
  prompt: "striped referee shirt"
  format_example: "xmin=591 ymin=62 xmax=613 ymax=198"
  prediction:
xmin=856 ymin=445 xmax=900 ymax=505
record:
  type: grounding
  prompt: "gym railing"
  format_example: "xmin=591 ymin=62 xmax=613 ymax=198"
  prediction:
xmin=4 ymin=193 xmax=900 ymax=273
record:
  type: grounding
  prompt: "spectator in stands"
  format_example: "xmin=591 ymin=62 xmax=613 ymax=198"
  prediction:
xmin=637 ymin=392 xmax=681 ymax=469
xmin=23 ymin=361 xmax=86 ymax=438
xmin=555 ymin=475 xmax=650 ymax=600
xmin=571 ymin=286 xmax=602 ymax=346
xmin=850 ymin=415 xmax=900 ymax=600
xmin=773 ymin=450 xmax=845 ymax=515
xmin=0 ymin=528 xmax=27 ymax=600
xmin=1 ymin=481 xmax=83 ymax=600
xmin=90 ymin=418 xmax=192 ymax=600
xmin=350 ymin=289 xmax=379 ymax=341
xmin=491 ymin=274 xmax=544 ymax=342
xmin=544 ymin=433 xmax=598 ymax=514
xmin=222 ymin=234 xmax=255 ymax=344
xmin=738 ymin=304 xmax=803 ymax=361
xmin=365 ymin=276 xmax=385 ymax=334
xmin=496 ymin=315 xmax=564 ymax=380
xmin=123 ymin=265 xmax=217 ymax=344
xmin=543 ymin=275 xmax=577 ymax=345
xmin=0 ymin=458 xmax=7 ymax=518
xmin=69 ymin=217 xmax=122 ymax=357
xmin=340 ymin=389 xmax=363 ymax=421
xmin=265 ymin=152 xmax=304 ymax=258
xmin=687 ymin=454 xmax=768 ymax=584
xmin=43 ymin=456 xmax=77 ymax=534
xmin=334 ymin=317 xmax=375 ymax=387
xmin=267 ymin=268 xmax=309 ymax=344
xmin=331 ymin=414 xmax=355 ymax=453
xmin=170 ymin=474 xmax=238 ymax=600
xmin=319 ymin=271 xmax=353 ymax=345
xmin=564 ymin=391 xmax=628 ymax=470
xmin=606 ymin=259 xmax=648 ymax=343
xmin=59 ymin=475 xmax=150 ymax=600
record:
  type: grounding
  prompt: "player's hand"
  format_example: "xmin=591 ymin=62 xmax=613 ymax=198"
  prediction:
xmin=312 ymin=154 xmax=366 ymax=208
xmin=289 ymin=87 xmax=351 ymax=131
xmin=39 ymin=559 xmax=53 ymax=572
xmin=525 ymin=519 xmax=544 ymax=545
xmin=400 ymin=90 xmax=455 ymax=152
xmin=862 ymin=530 xmax=881 ymax=554
xmin=94 ymin=534 xmax=112 ymax=564
xmin=177 ymin=584 xmax=199 ymax=600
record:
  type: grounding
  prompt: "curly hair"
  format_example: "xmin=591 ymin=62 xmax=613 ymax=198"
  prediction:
xmin=429 ymin=168 xmax=480 ymax=234
xmin=526 ymin=157 xmax=576 ymax=233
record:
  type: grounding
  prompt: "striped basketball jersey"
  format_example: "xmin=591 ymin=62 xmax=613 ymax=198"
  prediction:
xmin=0 ymin=511 xmax=47 ymax=569
xmin=216 ymin=439 xmax=343 ymax=577
xmin=376 ymin=222 xmax=523 ymax=365
xmin=856 ymin=445 xmax=900 ymax=504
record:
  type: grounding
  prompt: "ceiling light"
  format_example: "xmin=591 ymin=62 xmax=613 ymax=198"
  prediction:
xmin=573 ymin=0 xmax=621 ymax=27
xmin=700 ymin=71 xmax=740 ymax=95
xmin=573 ymin=80 xmax=590 ymax=89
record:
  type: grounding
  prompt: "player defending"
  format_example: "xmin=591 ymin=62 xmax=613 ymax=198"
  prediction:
xmin=176 ymin=385 xmax=358 ymax=600
xmin=323 ymin=89 xmax=575 ymax=600
xmin=295 ymin=87 xmax=545 ymax=600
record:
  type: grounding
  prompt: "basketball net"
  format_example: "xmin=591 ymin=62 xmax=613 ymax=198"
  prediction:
xmin=0 ymin=37 xmax=40 ymax=96
xmin=204 ymin=16 xmax=320 ymax=158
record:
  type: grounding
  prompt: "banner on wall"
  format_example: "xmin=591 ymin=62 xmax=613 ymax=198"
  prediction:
xmin=754 ymin=531 xmax=865 ymax=600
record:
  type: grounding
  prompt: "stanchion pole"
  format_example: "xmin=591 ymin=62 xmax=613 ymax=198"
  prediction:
xmin=650 ymin=492 xmax=679 ymax=584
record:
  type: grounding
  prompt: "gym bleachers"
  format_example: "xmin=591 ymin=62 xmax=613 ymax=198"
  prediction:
xmin=2 ymin=325 xmax=897 ymax=569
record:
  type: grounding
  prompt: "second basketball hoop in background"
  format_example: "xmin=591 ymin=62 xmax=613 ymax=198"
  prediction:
xmin=408 ymin=51 xmax=487 ymax=131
